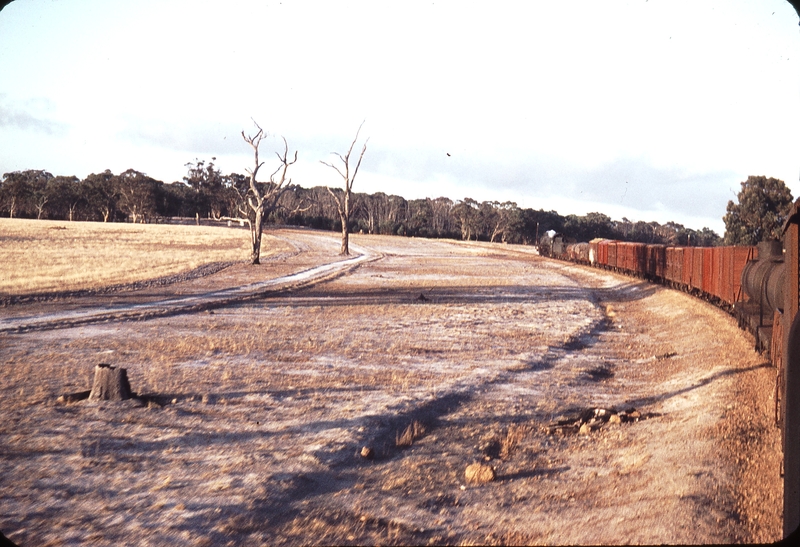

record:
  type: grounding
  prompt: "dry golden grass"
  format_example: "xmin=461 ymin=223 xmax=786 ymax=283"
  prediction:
xmin=0 ymin=218 xmax=251 ymax=295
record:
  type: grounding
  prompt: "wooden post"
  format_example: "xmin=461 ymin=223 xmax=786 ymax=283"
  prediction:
xmin=88 ymin=364 xmax=132 ymax=401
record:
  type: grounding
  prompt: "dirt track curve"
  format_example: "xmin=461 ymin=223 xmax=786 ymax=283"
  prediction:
xmin=0 ymin=229 xmax=782 ymax=545
xmin=0 ymin=232 xmax=379 ymax=333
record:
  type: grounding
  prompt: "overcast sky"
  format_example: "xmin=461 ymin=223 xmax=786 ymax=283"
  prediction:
xmin=1 ymin=0 xmax=799 ymax=234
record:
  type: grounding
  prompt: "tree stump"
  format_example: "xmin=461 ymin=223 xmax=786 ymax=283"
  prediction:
xmin=88 ymin=364 xmax=132 ymax=401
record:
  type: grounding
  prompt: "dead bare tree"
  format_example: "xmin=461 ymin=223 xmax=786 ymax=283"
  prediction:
xmin=322 ymin=122 xmax=368 ymax=255
xmin=239 ymin=120 xmax=298 ymax=265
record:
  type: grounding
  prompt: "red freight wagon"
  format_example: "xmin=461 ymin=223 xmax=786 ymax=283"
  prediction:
xmin=626 ymin=242 xmax=636 ymax=273
xmin=600 ymin=241 xmax=608 ymax=268
xmin=664 ymin=247 xmax=674 ymax=282
xmin=682 ymin=247 xmax=694 ymax=288
xmin=607 ymin=241 xmax=618 ymax=269
xmin=633 ymin=243 xmax=647 ymax=276
xmin=597 ymin=240 xmax=612 ymax=267
xmin=622 ymin=242 xmax=634 ymax=272
xmin=616 ymin=242 xmax=629 ymax=272
xmin=646 ymin=244 xmax=666 ymax=279
xmin=702 ymin=247 xmax=716 ymax=299
xmin=719 ymin=247 xmax=734 ymax=304
xmin=713 ymin=247 xmax=723 ymax=300
xmin=666 ymin=247 xmax=684 ymax=285
xmin=692 ymin=247 xmax=704 ymax=293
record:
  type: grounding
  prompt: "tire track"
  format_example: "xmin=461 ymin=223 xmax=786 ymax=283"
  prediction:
xmin=0 ymin=243 xmax=381 ymax=334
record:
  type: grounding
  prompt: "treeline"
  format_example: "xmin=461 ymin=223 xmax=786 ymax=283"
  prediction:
xmin=0 ymin=164 xmax=721 ymax=246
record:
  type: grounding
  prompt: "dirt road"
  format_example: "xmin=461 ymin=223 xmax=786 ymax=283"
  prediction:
xmin=0 ymin=229 xmax=782 ymax=545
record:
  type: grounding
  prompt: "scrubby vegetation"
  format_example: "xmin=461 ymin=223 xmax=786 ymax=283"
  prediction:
xmin=1 ymin=165 xmax=725 ymax=246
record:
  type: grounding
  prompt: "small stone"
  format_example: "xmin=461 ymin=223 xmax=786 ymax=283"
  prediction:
xmin=579 ymin=423 xmax=592 ymax=435
xmin=628 ymin=410 xmax=641 ymax=420
xmin=465 ymin=462 xmax=496 ymax=485
xmin=360 ymin=446 xmax=374 ymax=460
xmin=608 ymin=414 xmax=622 ymax=424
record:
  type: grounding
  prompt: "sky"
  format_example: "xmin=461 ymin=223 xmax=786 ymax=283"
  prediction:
xmin=1 ymin=0 xmax=799 ymax=234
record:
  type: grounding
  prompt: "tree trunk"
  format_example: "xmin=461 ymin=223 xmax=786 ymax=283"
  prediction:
xmin=250 ymin=208 xmax=264 ymax=264
xmin=340 ymin=213 xmax=350 ymax=255
xmin=88 ymin=364 xmax=132 ymax=401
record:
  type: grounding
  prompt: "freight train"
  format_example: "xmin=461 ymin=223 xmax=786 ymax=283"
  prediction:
xmin=540 ymin=200 xmax=800 ymax=538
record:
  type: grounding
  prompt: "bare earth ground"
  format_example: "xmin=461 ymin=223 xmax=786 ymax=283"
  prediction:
xmin=0 ymin=229 xmax=782 ymax=545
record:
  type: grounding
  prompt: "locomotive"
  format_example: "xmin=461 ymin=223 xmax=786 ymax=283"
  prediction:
xmin=542 ymin=200 xmax=800 ymax=537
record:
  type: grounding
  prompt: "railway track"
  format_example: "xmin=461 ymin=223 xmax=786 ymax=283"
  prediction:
xmin=541 ymin=198 xmax=800 ymax=538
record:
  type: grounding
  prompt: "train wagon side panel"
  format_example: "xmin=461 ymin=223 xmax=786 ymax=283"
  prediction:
xmin=625 ymin=242 xmax=635 ymax=273
xmin=666 ymin=247 xmax=684 ymax=285
xmin=715 ymin=247 xmax=725 ymax=301
xmin=608 ymin=241 xmax=618 ymax=269
xmin=702 ymin=248 xmax=713 ymax=296
xmin=720 ymin=247 xmax=734 ymax=305
xmin=703 ymin=247 xmax=720 ymax=300
xmin=599 ymin=240 xmax=608 ymax=267
xmin=683 ymin=247 xmax=694 ymax=287
xmin=616 ymin=242 xmax=628 ymax=272
xmin=647 ymin=244 xmax=666 ymax=279
xmin=664 ymin=247 xmax=675 ymax=282
xmin=626 ymin=242 xmax=636 ymax=273
xmin=634 ymin=243 xmax=648 ymax=277
xmin=571 ymin=242 xmax=589 ymax=263
xmin=692 ymin=248 xmax=704 ymax=293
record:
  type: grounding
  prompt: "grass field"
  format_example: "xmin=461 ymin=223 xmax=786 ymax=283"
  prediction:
xmin=0 ymin=219 xmax=252 ymax=295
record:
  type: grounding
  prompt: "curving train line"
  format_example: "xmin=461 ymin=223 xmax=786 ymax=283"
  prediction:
xmin=540 ymin=200 xmax=800 ymax=537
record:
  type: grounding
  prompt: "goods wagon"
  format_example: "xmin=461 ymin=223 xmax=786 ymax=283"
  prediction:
xmin=665 ymin=246 xmax=683 ymax=286
xmin=539 ymin=203 xmax=800 ymax=536
xmin=548 ymin=237 xmax=756 ymax=308
xmin=565 ymin=242 xmax=590 ymax=263
xmin=646 ymin=244 xmax=666 ymax=280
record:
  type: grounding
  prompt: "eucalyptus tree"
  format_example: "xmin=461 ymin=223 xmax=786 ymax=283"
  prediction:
xmin=0 ymin=170 xmax=35 ymax=218
xmin=83 ymin=170 xmax=119 ymax=222
xmin=322 ymin=122 xmax=368 ymax=255
xmin=724 ymin=175 xmax=794 ymax=245
xmin=183 ymin=158 xmax=226 ymax=220
xmin=46 ymin=175 xmax=82 ymax=221
xmin=453 ymin=197 xmax=480 ymax=240
xmin=238 ymin=121 xmax=298 ymax=265
xmin=2 ymin=170 xmax=53 ymax=219
xmin=115 ymin=169 xmax=160 ymax=223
